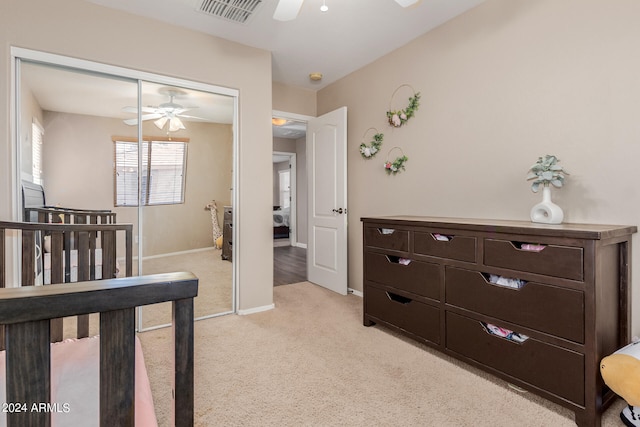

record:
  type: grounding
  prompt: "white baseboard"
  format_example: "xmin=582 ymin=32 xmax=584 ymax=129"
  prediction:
xmin=143 ymin=246 xmax=216 ymax=260
xmin=348 ymin=288 xmax=363 ymax=298
xmin=238 ymin=303 xmax=275 ymax=315
xmin=295 ymin=242 xmax=307 ymax=249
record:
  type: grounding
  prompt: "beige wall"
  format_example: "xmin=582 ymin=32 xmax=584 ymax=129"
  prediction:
xmin=0 ymin=0 xmax=274 ymax=311
xmin=41 ymin=112 xmax=232 ymax=257
xmin=318 ymin=0 xmax=640 ymax=333
xmin=273 ymin=82 xmax=317 ymax=117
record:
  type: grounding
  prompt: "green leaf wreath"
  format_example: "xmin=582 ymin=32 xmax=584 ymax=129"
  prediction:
xmin=384 ymin=152 xmax=408 ymax=175
xmin=387 ymin=89 xmax=420 ymax=128
xmin=359 ymin=132 xmax=384 ymax=159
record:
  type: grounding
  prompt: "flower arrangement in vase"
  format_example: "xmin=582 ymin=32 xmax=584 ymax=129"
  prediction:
xmin=526 ymin=155 xmax=569 ymax=224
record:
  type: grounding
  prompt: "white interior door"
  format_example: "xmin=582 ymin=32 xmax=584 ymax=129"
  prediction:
xmin=306 ymin=107 xmax=347 ymax=295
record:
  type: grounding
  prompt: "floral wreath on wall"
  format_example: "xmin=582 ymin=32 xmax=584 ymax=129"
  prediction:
xmin=386 ymin=84 xmax=421 ymax=128
xmin=359 ymin=128 xmax=384 ymax=159
xmin=384 ymin=147 xmax=408 ymax=175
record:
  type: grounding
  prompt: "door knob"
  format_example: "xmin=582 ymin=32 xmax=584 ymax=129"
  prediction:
xmin=332 ymin=208 xmax=343 ymax=214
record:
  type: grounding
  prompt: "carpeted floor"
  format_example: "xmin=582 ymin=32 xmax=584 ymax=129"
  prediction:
xmin=139 ymin=248 xmax=233 ymax=329
xmin=138 ymin=282 xmax=626 ymax=426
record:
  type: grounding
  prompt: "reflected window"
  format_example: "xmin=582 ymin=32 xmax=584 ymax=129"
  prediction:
xmin=31 ymin=119 xmax=44 ymax=185
xmin=114 ymin=139 xmax=188 ymax=206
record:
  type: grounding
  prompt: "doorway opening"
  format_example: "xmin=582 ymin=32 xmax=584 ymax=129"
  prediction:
xmin=272 ymin=111 xmax=309 ymax=286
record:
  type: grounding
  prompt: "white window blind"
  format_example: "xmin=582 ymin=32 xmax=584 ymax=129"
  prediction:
xmin=32 ymin=119 xmax=44 ymax=185
xmin=114 ymin=140 xmax=187 ymax=206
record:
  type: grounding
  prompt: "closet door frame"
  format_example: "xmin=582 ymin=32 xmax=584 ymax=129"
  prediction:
xmin=10 ymin=47 xmax=240 ymax=323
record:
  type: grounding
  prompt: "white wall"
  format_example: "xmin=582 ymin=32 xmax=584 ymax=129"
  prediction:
xmin=318 ymin=0 xmax=640 ymax=333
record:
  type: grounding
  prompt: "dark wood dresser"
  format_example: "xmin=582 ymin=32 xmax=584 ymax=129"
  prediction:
xmin=361 ymin=216 xmax=636 ymax=427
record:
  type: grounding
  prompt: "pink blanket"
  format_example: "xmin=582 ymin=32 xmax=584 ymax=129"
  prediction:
xmin=0 ymin=335 xmax=158 ymax=427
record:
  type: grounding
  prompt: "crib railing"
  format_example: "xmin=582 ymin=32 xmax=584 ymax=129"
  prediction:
xmin=0 ymin=272 xmax=198 ymax=427
xmin=0 ymin=220 xmax=133 ymax=347
xmin=24 ymin=206 xmax=116 ymax=225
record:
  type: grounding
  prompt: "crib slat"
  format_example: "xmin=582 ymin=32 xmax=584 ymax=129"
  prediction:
xmin=49 ymin=232 xmax=65 ymax=342
xmin=0 ymin=228 xmax=5 ymax=289
xmin=125 ymin=228 xmax=133 ymax=277
xmin=50 ymin=232 xmax=64 ymax=284
xmin=103 ymin=230 xmax=116 ymax=280
xmin=76 ymin=231 xmax=91 ymax=338
xmin=21 ymin=230 xmax=35 ymax=287
xmin=100 ymin=308 xmax=135 ymax=427
xmin=173 ymin=298 xmax=195 ymax=427
xmin=5 ymin=319 xmax=51 ymax=427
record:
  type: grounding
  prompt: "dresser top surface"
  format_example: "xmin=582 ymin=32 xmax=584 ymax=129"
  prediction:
xmin=361 ymin=216 xmax=637 ymax=240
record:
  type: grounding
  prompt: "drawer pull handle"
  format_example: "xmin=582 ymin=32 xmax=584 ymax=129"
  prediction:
xmin=512 ymin=241 xmax=546 ymax=252
xmin=482 ymin=273 xmax=527 ymax=289
xmin=379 ymin=228 xmax=395 ymax=235
xmin=432 ymin=233 xmax=453 ymax=242
xmin=385 ymin=255 xmax=412 ymax=266
xmin=386 ymin=292 xmax=412 ymax=305
xmin=481 ymin=322 xmax=529 ymax=344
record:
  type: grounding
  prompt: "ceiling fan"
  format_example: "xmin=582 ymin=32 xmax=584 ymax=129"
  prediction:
xmin=122 ymin=88 xmax=204 ymax=132
xmin=273 ymin=0 xmax=421 ymax=21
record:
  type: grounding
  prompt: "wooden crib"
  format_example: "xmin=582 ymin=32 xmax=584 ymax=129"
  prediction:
xmin=0 ymin=220 xmax=133 ymax=343
xmin=0 ymin=220 xmax=198 ymax=426
xmin=22 ymin=180 xmax=116 ymax=225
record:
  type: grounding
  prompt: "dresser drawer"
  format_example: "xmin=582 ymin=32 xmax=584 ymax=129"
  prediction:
xmin=445 ymin=267 xmax=584 ymax=342
xmin=446 ymin=312 xmax=584 ymax=405
xmin=484 ymin=239 xmax=583 ymax=281
xmin=364 ymin=226 xmax=409 ymax=252
xmin=414 ymin=231 xmax=476 ymax=262
xmin=365 ymin=252 xmax=440 ymax=300
xmin=366 ymin=285 xmax=440 ymax=344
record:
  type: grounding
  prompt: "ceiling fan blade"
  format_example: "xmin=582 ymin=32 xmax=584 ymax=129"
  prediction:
xmin=122 ymin=106 xmax=159 ymax=114
xmin=394 ymin=0 xmax=420 ymax=7
xmin=273 ymin=0 xmax=304 ymax=21
xmin=123 ymin=113 xmax=164 ymax=126
xmin=177 ymin=114 xmax=208 ymax=121
xmin=123 ymin=118 xmax=139 ymax=126
xmin=140 ymin=113 xmax=164 ymax=121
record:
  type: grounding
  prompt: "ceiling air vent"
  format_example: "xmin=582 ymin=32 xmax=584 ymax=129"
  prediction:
xmin=196 ymin=0 xmax=263 ymax=24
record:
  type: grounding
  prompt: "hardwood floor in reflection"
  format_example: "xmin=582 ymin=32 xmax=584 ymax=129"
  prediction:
xmin=274 ymin=245 xmax=307 ymax=286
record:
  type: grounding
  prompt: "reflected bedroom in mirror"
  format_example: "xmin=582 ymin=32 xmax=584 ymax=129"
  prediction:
xmin=18 ymin=60 xmax=236 ymax=330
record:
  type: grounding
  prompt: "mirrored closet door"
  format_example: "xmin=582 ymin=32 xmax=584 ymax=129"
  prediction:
xmin=136 ymin=81 xmax=235 ymax=329
xmin=16 ymin=54 xmax=237 ymax=331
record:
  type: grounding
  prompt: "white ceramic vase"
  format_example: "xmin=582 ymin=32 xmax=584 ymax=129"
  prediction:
xmin=530 ymin=185 xmax=563 ymax=224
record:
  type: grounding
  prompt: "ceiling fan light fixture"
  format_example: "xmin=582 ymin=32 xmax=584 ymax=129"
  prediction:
xmin=154 ymin=117 xmax=168 ymax=130
xmin=169 ymin=117 xmax=186 ymax=132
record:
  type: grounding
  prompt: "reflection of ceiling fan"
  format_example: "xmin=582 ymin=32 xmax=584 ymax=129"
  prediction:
xmin=122 ymin=88 xmax=204 ymax=132
xmin=274 ymin=0 xmax=421 ymax=21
